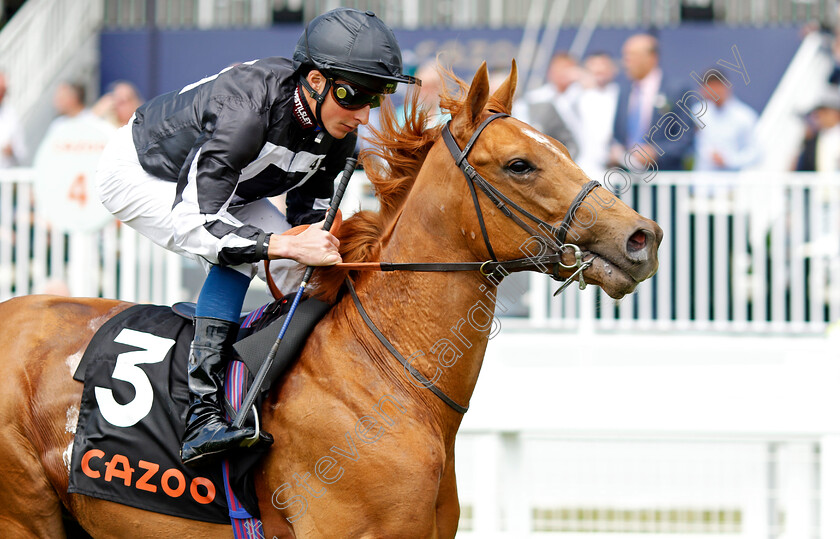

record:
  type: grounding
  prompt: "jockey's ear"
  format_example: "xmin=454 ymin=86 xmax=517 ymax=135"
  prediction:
xmin=490 ymin=59 xmax=517 ymax=114
xmin=305 ymin=70 xmax=327 ymax=94
xmin=451 ymin=61 xmax=490 ymax=145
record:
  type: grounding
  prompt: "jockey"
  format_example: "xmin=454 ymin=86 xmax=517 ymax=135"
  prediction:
xmin=96 ymin=8 xmax=417 ymax=467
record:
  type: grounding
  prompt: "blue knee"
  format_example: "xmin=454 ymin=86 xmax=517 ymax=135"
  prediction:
xmin=195 ymin=265 xmax=251 ymax=323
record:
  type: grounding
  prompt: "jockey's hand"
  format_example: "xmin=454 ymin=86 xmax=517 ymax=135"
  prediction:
xmin=268 ymin=220 xmax=341 ymax=266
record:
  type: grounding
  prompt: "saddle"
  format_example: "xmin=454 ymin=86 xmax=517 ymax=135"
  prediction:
xmin=68 ymin=294 xmax=329 ymax=524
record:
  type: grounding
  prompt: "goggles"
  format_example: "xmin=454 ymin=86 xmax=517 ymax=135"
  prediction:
xmin=329 ymin=79 xmax=382 ymax=110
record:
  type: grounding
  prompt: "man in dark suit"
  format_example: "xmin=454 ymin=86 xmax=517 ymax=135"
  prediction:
xmin=611 ymin=33 xmax=695 ymax=172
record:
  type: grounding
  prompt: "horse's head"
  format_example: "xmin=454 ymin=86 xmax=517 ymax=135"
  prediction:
xmin=440 ymin=61 xmax=662 ymax=298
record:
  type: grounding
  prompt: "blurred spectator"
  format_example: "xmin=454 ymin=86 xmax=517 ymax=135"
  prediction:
xmin=512 ymin=52 xmax=583 ymax=159
xmin=611 ymin=33 xmax=695 ymax=171
xmin=692 ymin=74 xmax=759 ymax=171
xmin=576 ymin=52 xmax=619 ymax=173
xmin=0 ymin=71 xmax=27 ymax=167
xmin=829 ymin=34 xmax=840 ymax=86
xmin=49 ymin=81 xmax=94 ymax=129
xmin=92 ymin=80 xmax=145 ymax=127
xmin=796 ymin=90 xmax=840 ymax=172
xmin=829 ymin=6 xmax=840 ymax=85
xmin=397 ymin=61 xmax=448 ymax=127
xmin=358 ymin=61 xmax=448 ymax=156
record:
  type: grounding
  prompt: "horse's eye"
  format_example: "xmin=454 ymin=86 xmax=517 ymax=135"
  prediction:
xmin=507 ymin=159 xmax=533 ymax=175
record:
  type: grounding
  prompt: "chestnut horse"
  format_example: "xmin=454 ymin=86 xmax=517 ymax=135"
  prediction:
xmin=0 ymin=62 xmax=661 ymax=538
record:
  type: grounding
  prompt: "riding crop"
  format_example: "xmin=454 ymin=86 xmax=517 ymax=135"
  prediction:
xmin=232 ymin=156 xmax=357 ymax=429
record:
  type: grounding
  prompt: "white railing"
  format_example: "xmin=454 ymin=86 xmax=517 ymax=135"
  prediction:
xmin=0 ymin=0 xmax=103 ymax=125
xmin=2 ymin=168 xmax=839 ymax=331
xmin=516 ymin=171 xmax=840 ymax=335
xmin=0 ymin=168 xmax=184 ymax=304
xmin=345 ymin=170 xmax=840 ymax=335
xmin=454 ymin=329 xmax=838 ymax=537
xmin=454 ymin=432 xmax=826 ymax=538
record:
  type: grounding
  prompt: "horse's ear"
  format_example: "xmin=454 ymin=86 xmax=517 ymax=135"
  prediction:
xmin=451 ymin=61 xmax=490 ymax=142
xmin=490 ymin=59 xmax=518 ymax=113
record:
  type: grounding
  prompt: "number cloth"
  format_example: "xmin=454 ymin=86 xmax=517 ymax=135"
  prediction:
xmin=69 ymin=305 xmax=263 ymax=523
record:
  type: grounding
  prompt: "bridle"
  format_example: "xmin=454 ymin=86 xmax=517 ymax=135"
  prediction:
xmin=342 ymin=112 xmax=602 ymax=414
xmin=441 ymin=112 xmax=599 ymax=293
xmin=338 ymin=113 xmax=600 ymax=294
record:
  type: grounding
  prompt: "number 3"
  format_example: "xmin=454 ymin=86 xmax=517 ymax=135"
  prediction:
xmin=95 ymin=328 xmax=175 ymax=428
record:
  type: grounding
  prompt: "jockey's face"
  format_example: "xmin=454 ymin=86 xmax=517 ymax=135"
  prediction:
xmin=304 ymin=71 xmax=372 ymax=139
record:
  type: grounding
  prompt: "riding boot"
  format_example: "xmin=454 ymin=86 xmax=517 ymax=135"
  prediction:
xmin=180 ymin=316 xmax=272 ymax=467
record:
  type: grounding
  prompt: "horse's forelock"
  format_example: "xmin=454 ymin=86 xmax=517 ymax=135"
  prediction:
xmin=310 ymin=64 xmax=509 ymax=303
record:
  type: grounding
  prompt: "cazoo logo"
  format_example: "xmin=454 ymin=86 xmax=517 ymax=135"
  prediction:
xmin=81 ymin=448 xmax=217 ymax=505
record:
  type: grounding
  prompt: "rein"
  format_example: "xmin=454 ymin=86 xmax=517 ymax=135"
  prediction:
xmin=345 ymin=276 xmax=469 ymax=414
xmin=342 ymin=113 xmax=601 ymax=414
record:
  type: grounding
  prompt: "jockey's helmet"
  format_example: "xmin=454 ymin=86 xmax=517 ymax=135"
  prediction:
xmin=293 ymin=8 xmax=418 ymax=96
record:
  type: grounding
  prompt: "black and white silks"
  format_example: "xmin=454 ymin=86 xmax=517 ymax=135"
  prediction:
xmin=131 ymin=57 xmax=355 ymax=267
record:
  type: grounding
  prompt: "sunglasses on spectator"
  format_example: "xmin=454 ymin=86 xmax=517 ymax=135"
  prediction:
xmin=330 ymin=79 xmax=382 ymax=110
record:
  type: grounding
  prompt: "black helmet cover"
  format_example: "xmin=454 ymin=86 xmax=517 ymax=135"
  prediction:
xmin=293 ymin=8 xmax=418 ymax=95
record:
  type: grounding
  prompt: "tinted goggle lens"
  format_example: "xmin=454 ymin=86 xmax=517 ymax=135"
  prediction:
xmin=331 ymin=81 xmax=381 ymax=110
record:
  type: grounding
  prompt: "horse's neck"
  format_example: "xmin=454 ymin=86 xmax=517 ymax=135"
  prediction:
xmin=349 ymin=170 xmax=495 ymax=439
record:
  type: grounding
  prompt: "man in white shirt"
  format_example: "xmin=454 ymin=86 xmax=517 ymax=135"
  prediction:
xmin=812 ymin=92 xmax=840 ymax=172
xmin=576 ymin=52 xmax=619 ymax=173
xmin=796 ymin=91 xmax=840 ymax=172
xmin=692 ymin=74 xmax=760 ymax=171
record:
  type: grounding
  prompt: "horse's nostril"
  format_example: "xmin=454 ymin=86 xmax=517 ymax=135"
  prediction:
xmin=627 ymin=229 xmax=648 ymax=252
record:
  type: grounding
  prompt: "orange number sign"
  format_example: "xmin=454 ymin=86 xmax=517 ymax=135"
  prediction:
xmin=68 ymin=173 xmax=87 ymax=206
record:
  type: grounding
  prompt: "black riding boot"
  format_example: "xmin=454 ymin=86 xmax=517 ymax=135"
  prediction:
xmin=180 ymin=317 xmax=271 ymax=467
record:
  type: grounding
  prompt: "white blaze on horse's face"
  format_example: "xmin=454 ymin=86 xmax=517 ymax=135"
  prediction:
xmin=520 ymin=127 xmax=573 ymax=165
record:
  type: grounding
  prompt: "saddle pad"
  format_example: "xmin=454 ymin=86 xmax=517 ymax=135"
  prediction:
xmin=68 ymin=305 xmax=230 ymax=524
xmin=233 ymin=297 xmax=330 ymax=391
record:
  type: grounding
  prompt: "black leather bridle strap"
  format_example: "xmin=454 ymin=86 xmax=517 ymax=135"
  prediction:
xmin=449 ymin=112 xmax=508 ymax=167
xmin=442 ymin=114 xmax=508 ymax=261
xmin=345 ymin=276 xmax=469 ymax=414
xmin=557 ymin=179 xmax=600 ymax=244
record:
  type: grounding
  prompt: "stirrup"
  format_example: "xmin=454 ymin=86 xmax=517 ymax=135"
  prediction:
xmin=245 ymin=404 xmax=260 ymax=445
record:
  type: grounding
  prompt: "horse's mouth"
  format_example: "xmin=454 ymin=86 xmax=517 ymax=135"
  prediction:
xmin=547 ymin=249 xmax=655 ymax=300
xmin=579 ymin=252 xmax=642 ymax=299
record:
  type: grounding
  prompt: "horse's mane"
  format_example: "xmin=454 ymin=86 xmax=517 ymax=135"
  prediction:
xmin=310 ymin=65 xmax=511 ymax=303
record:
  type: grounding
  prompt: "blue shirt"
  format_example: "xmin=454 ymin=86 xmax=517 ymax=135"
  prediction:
xmin=693 ymin=96 xmax=760 ymax=171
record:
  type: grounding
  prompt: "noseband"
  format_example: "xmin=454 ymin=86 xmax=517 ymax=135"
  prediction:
xmin=441 ymin=112 xmax=599 ymax=294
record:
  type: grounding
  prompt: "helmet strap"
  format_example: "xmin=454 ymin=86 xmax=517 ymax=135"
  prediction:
xmin=299 ymin=74 xmax=331 ymax=128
